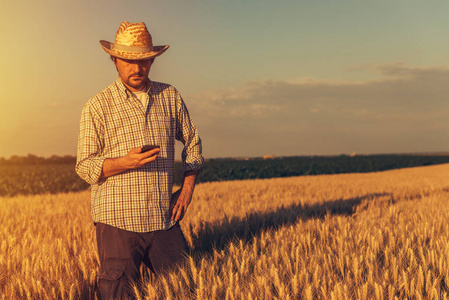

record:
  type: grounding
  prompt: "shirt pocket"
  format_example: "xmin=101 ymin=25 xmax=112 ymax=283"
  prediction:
xmin=146 ymin=115 xmax=175 ymax=153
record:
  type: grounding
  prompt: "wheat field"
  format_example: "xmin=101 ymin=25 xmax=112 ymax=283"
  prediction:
xmin=2 ymin=163 xmax=449 ymax=299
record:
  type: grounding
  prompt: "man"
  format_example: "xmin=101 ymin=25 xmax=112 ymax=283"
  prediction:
xmin=76 ymin=21 xmax=203 ymax=299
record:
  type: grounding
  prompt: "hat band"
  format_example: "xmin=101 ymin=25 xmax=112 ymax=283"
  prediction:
xmin=112 ymin=43 xmax=154 ymax=53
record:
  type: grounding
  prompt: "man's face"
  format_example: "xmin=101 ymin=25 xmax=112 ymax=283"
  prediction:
xmin=113 ymin=57 xmax=153 ymax=92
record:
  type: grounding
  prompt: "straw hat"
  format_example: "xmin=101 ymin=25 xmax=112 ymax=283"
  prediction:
xmin=100 ymin=22 xmax=169 ymax=60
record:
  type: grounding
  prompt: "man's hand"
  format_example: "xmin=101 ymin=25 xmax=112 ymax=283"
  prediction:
xmin=101 ymin=146 xmax=160 ymax=178
xmin=169 ymin=170 xmax=198 ymax=222
xmin=123 ymin=146 xmax=160 ymax=169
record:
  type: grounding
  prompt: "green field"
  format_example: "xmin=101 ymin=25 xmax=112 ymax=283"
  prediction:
xmin=2 ymin=154 xmax=449 ymax=196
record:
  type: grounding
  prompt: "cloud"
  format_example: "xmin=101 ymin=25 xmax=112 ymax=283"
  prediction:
xmin=186 ymin=63 xmax=449 ymax=157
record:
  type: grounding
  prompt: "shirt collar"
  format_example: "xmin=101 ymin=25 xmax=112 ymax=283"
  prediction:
xmin=115 ymin=77 xmax=152 ymax=99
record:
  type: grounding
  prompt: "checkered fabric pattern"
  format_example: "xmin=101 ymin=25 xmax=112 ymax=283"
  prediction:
xmin=76 ymin=78 xmax=203 ymax=232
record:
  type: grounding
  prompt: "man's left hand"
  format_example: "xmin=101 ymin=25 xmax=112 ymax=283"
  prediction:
xmin=170 ymin=188 xmax=191 ymax=222
xmin=169 ymin=170 xmax=198 ymax=222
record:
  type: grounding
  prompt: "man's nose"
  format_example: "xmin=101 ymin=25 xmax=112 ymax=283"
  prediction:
xmin=132 ymin=63 xmax=142 ymax=72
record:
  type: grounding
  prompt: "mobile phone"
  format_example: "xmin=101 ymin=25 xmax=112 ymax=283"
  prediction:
xmin=141 ymin=145 xmax=160 ymax=153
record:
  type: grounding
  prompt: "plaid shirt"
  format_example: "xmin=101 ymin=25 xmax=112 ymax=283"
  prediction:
xmin=76 ymin=78 xmax=203 ymax=233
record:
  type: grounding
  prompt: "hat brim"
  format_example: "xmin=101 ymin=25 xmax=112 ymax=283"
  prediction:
xmin=100 ymin=40 xmax=169 ymax=60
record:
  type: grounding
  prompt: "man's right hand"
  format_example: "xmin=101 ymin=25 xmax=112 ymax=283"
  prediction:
xmin=124 ymin=146 xmax=160 ymax=169
xmin=101 ymin=146 xmax=160 ymax=179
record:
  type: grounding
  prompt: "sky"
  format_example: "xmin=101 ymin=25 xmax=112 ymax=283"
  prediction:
xmin=1 ymin=0 xmax=449 ymax=159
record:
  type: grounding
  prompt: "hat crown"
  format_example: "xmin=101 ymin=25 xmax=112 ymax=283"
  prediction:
xmin=114 ymin=22 xmax=153 ymax=48
xmin=100 ymin=21 xmax=169 ymax=60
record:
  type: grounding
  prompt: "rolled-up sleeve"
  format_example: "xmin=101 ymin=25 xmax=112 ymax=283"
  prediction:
xmin=175 ymin=94 xmax=204 ymax=174
xmin=76 ymin=103 xmax=106 ymax=185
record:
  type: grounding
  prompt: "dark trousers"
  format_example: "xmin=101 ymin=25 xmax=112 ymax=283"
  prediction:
xmin=96 ymin=222 xmax=189 ymax=300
